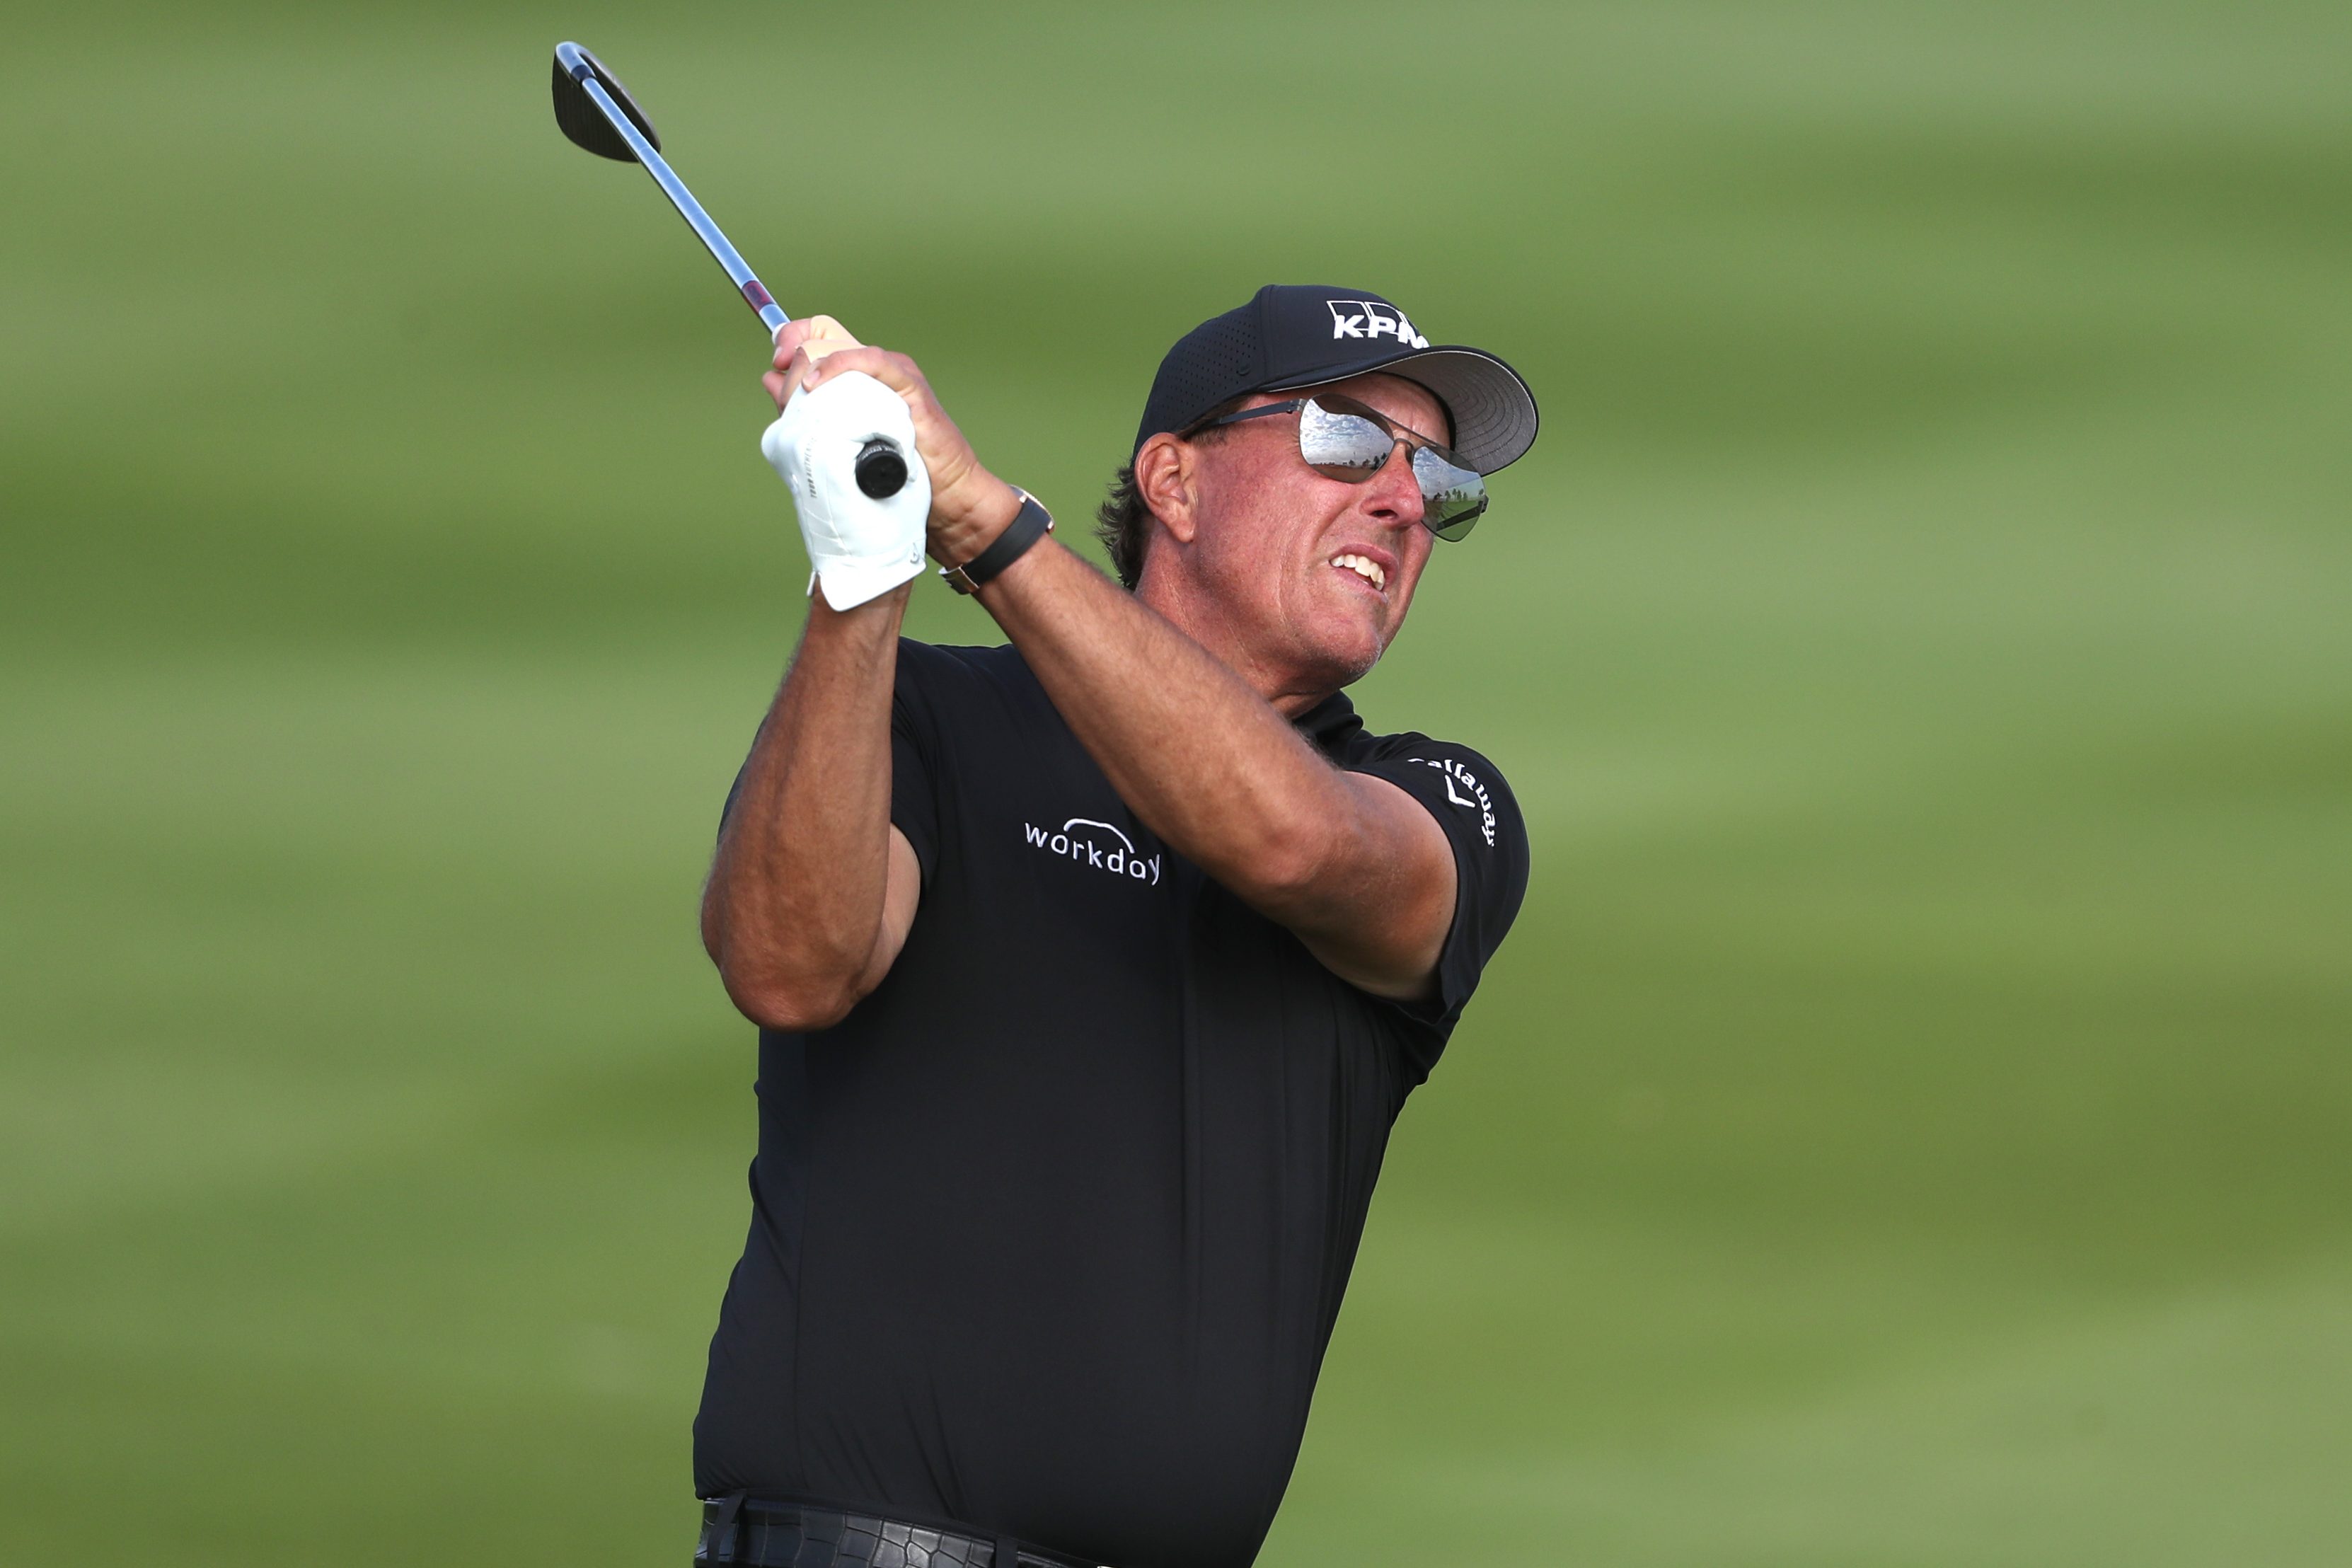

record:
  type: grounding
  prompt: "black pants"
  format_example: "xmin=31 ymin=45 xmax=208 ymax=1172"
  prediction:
xmin=695 ymin=1496 xmax=1097 ymax=1568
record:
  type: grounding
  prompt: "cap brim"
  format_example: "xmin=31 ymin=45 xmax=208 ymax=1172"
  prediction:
xmin=1267 ymin=345 xmax=1539 ymax=475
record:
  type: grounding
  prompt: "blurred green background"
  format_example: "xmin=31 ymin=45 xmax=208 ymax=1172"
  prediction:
xmin=5 ymin=0 xmax=2348 ymax=1562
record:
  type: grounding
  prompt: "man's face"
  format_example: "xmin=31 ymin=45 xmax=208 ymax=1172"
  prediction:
xmin=1170 ymin=372 xmax=1449 ymax=696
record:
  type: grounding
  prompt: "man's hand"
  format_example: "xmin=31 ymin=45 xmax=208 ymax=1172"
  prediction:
xmin=776 ymin=340 xmax=1023 ymax=568
xmin=763 ymin=314 xmax=866 ymax=400
xmin=761 ymin=335 xmax=932 ymax=613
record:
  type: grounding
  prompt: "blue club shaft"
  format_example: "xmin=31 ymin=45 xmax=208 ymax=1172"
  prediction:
xmin=563 ymin=52 xmax=789 ymax=338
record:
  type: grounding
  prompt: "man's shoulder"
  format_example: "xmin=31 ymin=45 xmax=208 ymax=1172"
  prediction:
xmin=1338 ymin=717 xmax=1514 ymax=792
xmin=896 ymin=636 xmax=1023 ymax=674
xmin=1333 ymin=715 xmax=1525 ymax=860
xmin=892 ymin=639 xmax=1056 ymax=740
xmin=894 ymin=638 xmax=1034 ymax=696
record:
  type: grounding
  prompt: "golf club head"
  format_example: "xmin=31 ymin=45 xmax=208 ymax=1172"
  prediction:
xmin=551 ymin=42 xmax=662 ymax=162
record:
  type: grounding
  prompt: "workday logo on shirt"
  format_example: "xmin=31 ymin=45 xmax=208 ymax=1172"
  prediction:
xmin=1023 ymin=817 xmax=1163 ymax=886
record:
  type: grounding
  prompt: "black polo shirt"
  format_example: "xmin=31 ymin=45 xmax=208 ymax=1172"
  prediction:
xmin=694 ymin=640 xmax=1528 ymax=1568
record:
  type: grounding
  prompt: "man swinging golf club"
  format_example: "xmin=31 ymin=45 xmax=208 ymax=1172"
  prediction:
xmin=694 ymin=285 xmax=1538 ymax=1568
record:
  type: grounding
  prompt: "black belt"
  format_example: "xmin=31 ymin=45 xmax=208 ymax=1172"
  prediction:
xmin=695 ymin=1495 xmax=1105 ymax=1568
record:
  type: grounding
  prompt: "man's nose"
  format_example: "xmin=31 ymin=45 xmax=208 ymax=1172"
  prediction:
xmin=1364 ymin=443 xmax=1426 ymax=527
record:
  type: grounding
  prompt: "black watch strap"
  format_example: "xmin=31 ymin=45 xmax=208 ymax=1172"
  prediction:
xmin=940 ymin=490 xmax=1054 ymax=595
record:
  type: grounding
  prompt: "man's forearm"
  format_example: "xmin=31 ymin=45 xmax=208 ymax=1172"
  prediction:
xmin=703 ymin=586 xmax=909 ymax=1029
xmin=972 ymin=538 xmax=1362 ymax=904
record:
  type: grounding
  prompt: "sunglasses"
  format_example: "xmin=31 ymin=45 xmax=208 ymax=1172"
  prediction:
xmin=1188 ymin=395 xmax=1489 ymax=541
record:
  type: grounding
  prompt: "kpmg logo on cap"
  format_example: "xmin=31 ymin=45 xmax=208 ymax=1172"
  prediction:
xmin=1327 ymin=300 xmax=1430 ymax=350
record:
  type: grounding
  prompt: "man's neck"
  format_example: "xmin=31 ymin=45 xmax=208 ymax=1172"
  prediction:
xmin=1137 ymin=576 xmax=1330 ymax=718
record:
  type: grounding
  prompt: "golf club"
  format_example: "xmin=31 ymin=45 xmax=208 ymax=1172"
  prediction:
xmin=550 ymin=41 xmax=909 ymax=498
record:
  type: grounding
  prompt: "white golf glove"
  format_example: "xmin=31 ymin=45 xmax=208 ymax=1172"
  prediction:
xmin=761 ymin=370 xmax=933 ymax=611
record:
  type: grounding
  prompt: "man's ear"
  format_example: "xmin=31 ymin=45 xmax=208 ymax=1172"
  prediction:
xmin=1134 ymin=432 xmax=1199 ymax=546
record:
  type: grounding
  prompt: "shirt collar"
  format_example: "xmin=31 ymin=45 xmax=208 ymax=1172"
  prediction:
xmin=1292 ymin=691 xmax=1364 ymax=755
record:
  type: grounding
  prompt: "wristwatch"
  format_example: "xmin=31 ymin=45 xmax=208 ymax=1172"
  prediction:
xmin=939 ymin=489 xmax=1054 ymax=595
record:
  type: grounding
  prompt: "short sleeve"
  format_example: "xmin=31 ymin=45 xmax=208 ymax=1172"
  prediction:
xmin=715 ymin=638 xmax=943 ymax=889
xmin=884 ymin=645 xmax=942 ymax=886
xmin=1344 ymin=741 xmax=1530 ymax=1034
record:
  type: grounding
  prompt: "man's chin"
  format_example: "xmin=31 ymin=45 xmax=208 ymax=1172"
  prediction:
xmin=1296 ymin=630 xmax=1388 ymax=693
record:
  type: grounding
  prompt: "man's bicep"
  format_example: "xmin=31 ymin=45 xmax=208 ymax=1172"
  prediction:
xmin=1292 ymin=772 xmax=1458 ymax=1002
xmin=853 ymin=826 xmax=923 ymax=997
xmin=1339 ymin=745 xmax=1531 ymax=1022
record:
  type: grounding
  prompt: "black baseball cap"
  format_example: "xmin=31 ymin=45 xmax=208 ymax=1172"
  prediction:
xmin=1133 ymin=284 xmax=1539 ymax=475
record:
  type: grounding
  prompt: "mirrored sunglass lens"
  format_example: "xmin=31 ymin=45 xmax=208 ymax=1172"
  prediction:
xmin=1429 ymin=504 xmax=1485 ymax=541
xmin=1412 ymin=448 xmax=1486 ymax=538
xmin=1296 ymin=400 xmax=1394 ymax=472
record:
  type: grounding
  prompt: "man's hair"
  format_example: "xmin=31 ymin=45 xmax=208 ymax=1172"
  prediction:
xmin=1092 ymin=466 xmax=1154 ymax=592
xmin=1093 ymin=396 xmax=1250 ymax=592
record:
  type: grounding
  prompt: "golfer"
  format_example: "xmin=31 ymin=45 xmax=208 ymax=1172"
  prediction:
xmin=693 ymin=285 xmax=1537 ymax=1568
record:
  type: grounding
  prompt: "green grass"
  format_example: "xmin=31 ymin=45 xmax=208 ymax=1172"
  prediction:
xmin=4 ymin=0 xmax=2349 ymax=1562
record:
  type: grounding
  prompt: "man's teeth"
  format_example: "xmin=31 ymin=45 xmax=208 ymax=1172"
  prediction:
xmin=1332 ymin=553 xmax=1387 ymax=590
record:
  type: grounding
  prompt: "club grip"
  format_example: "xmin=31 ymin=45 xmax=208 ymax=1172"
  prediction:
xmin=854 ymin=439 xmax=910 ymax=499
